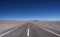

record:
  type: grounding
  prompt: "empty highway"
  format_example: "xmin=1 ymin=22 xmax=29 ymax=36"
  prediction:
xmin=0 ymin=23 xmax=60 ymax=37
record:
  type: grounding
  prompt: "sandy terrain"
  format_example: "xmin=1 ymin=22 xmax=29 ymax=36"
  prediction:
xmin=31 ymin=20 xmax=60 ymax=31
xmin=0 ymin=20 xmax=27 ymax=34
xmin=0 ymin=20 xmax=60 ymax=34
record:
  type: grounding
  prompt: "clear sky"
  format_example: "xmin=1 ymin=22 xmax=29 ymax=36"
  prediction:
xmin=0 ymin=0 xmax=60 ymax=21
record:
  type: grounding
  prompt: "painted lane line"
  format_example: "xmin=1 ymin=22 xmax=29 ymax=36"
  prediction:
xmin=0 ymin=25 xmax=25 ymax=37
xmin=0 ymin=29 xmax=15 ymax=37
xmin=36 ymin=25 xmax=60 ymax=37
xmin=27 ymin=28 xmax=29 ymax=36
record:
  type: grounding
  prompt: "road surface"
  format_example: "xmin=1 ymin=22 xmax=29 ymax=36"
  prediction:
xmin=0 ymin=23 xmax=60 ymax=37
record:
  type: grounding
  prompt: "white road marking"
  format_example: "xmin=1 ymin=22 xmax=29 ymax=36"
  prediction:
xmin=0 ymin=29 xmax=14 ymax=37
xmin=0 ymin=25 xmax=24 ymax=37
xmin=27 ymin=28 xmax=29 ymax=36
xmin=36 ymin=25 xmax=60 ymax=37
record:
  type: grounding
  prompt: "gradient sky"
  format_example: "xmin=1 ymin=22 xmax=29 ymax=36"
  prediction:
xmin=0 ymin=0 xmax=60 ymax=21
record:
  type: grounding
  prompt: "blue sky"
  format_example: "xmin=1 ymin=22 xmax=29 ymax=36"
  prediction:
xmin=0 ymin=0 xmax=60 ymax=21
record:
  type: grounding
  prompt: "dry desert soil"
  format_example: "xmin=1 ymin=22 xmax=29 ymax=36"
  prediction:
xmin=0 ymin=20 xmax=60 ymax=34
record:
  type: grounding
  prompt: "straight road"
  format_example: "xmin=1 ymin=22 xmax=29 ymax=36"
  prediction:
xmin=29 ymin=24 xmax=59 ymax=37
xmin=1 ymin=24 xmax=28 ymax=37
xmin=0 ymin=23 xmax=60 ymax=37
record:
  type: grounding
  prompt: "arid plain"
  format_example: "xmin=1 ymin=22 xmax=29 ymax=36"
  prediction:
xmin=0 ymin=20 xmax=60 ymax=35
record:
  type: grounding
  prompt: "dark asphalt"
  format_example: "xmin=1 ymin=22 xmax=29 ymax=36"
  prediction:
xmin=1 ymin=23 xmax=59 ymax=37
xmin=2 ymin=24 xmax=27 ymax=37
xmin=29 ymin=25 xmax=59 ymax=37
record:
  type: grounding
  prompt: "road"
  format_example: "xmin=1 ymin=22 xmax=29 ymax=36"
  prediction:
xmin=29 ymin=24 xmax=59 ymax=37
xmin=0 ymin=24 xmax=28 ymax=37
xmin=0 ymin=23 xmax=60 ymax=37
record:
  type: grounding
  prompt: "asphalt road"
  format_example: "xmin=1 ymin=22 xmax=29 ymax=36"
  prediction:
xmin=0 ymin=23 xmax=60 ymax=37
xmin=29 ymin=24 xmax=59 ymax=37
xmin=1 ymin=24 xmax=28 ymax=37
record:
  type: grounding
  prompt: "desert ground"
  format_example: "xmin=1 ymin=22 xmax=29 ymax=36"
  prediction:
xmin=0 ymin=20 xmax=60 ymax=35
xmin=0 ymin=20 xmax=28 ymax=34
